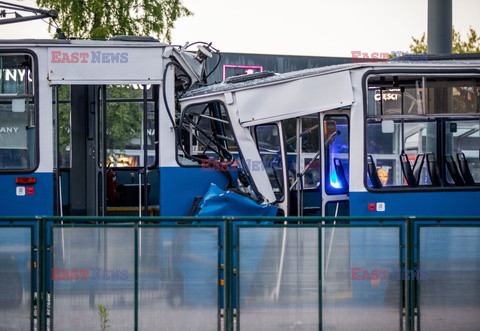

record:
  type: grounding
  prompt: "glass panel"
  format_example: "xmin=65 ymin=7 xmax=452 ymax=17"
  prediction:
xmin=0 ymin=55 xmax=33 ymax=94
xmin=322 ymin=227 xmax=400 ymax=331
xmin=324 ymin=201 xmax=349 ymax=217
xmin=0 ymin=227 xmax=31 ymax=330
xmin=52 ymin=227 xmax=135 ymax=330
xmin=0 ymin=54 xmax=35 ymax=170
xmin=138 ymin=227 xmax=218 ymax=330
xmin=177 ymin=101 xmax=256 ymax=196
xmin=367 ymin=76 xmax=479 ymax=116
xmin=302 ymin=116 xmax=321 ymax=189
xmin=177 ymin=101 xmax=236 ymax=166
xmin=255 ymin=124 xmax=284 ymax=200
xmin=239 ymin=227 xmax=319 ymax=330
xmin=368 ymin=85 xmax=425 ymax=116
xmin=57 ymin=85 xmax=71 ymax=168
xmin=283 ymin=116 xmax=321 ymax=190
xmin=324 ymin=115 xmax=349 ymax=194
xmin=445 ymin=119 xmax=480 ymax=184
xmin=419 ymin=227 xmax=480 ymax=330
xmin=426 ymin=79 xmax=479 ymax=114
xmin=105 ymin=85 xmax=157 ymax=167
xmin=301 ymin=116 xmax=319 ymax=153
xmin=366 ymin=75 xmax=480 ymax=189
xmin=366 ymin=118 xmax=436 ymax=187
xmin=283 ymin=118 xmax=298 ymax=187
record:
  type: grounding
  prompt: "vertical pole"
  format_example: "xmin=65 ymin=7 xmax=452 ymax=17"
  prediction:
xmin=142 ymin=86 xmax=149 ymax=216
xmin=405 ymin=217 xmax=415 ymax=331
xmin=428 ymin=0 xmax=452 ymax=54
xmin=224 ymin=219 xmax=234 ymax=330
xmin=318 ymin=223 xmax=322 ymax=331
xmin=295 ymin=119 xmax=302 ymax=216
xmin=37 ymin=217 xmax=47 ymax=331
xmin=134 ymin=223 xmax=139 ymax=331
xmin=101 ymin=86 xmax=107 ymax=216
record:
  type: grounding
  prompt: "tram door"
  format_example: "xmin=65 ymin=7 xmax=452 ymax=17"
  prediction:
xmin=54 ymin=84 xmax=157 ymax=216
xmin=254 ymin=112 xmax=349 ymax=216
xmin=321 ymin=114 xmax=350 ymax=217
xmin=283 ymin=113 xmax=350 ymax=217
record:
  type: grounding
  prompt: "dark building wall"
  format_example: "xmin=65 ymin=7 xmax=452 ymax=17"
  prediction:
xmin=205 ymin=52 xmax=352 ymax=84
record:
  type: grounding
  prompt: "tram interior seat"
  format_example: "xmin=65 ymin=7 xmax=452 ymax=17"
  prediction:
xmin=426 ymin=153 xmax=443 ymax=186
xmin=367 ymin=155 xmax=383 ymax=189
xmin=445 ymin=154 xmax=465 ymax=186
xmin=334 ymin=158 xmax=349 ymax=191
xmin=457 ymin=152 xmax=476 ymax=185
xmin=399 ymin=152 xmax=424 ymax=187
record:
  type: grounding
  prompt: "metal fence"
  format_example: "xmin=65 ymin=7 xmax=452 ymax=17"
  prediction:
xmin=0 ymin=216 xmax=479 ymax=330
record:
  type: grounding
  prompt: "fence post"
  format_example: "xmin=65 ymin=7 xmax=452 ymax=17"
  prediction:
xmin=224 ymin=218 xmax=234 ymax=331
xmin=318 ymin=223 xmax=322 ymax=331
xmin=405 ymin=217 xmax=415 ymax=331
xmin=37 ymin=216 xmax=47 ymax=331
xmin=134 ymin=223 xmax=139 ymax=331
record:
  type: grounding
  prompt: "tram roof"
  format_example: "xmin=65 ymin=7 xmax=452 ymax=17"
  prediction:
xmin=181 ymin=56 xmax=480 ymax=99
xmin=0 ymin=37 xmax=169 ymax=48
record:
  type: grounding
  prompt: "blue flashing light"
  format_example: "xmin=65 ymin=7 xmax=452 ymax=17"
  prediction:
xmin=329 ymin=170 xmax=342 ymax=189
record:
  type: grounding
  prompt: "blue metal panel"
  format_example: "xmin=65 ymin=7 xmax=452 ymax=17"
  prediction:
xmin=0 ymin=173 xmax=54 ymax=216
xmin=195 ymin=183 xmax=277 ymax=217
xmin=159 ymin=166 xmax=229 ymax=216
xmin=350 ymin=190 xmax=480 ymax=217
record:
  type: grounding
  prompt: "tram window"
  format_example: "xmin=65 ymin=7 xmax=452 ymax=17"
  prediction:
xmin=105 ymin=85 xmax=157 ymax=168
xmin=177 ymin=101 xmax=238 ymax=167
xmin=445 ymin=119 xmax=480 ymax=184
xmin=368 ymin=77 xmax=479 ymax=116
xmin=56 ymin=85 xmax=71 ymax=168
xmin=324 ymin=115 xmax=349 ymax=194
xmin=426 ymin=80 xmax=479 ymax=114
xmin=368 ymin=86 xmax=425 ymax=116
xmin=255 ymin=124 xmax=284 ymax=200
xmin=366 ymin=118 xmax=436 ymax=187
xmin=0 ymin=54 xmax=36 ymax=171
xmin=283 ymin=115 xmax=321 ymax=189
xmin=366 ymin=74 xmax=480 ymax=189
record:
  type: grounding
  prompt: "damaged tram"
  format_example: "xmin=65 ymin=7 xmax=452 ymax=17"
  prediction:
xmin=178 ymin=55 xmax=480 ymax=217
xmin=0 ymin=37 xmax=277 ymax=217
xmin=1 ymin=41 xmax=479 ymax=217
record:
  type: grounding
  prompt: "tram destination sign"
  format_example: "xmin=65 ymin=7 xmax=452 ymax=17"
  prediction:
xmin=47 ymin=47 xmax=164 ymax=84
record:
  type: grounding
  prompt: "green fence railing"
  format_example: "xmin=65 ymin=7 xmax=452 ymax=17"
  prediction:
xmin=0 ymin=216 xmax=479 ymax=330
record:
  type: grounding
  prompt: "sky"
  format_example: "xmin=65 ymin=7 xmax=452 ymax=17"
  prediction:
xmin=2 ymin=0 xmax=480 ymax=57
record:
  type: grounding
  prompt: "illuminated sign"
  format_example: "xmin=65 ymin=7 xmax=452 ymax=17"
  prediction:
xmin=222 ymin=65 xmax=263 ymax=81
xmin=374 ymin=92 xmax=399 ymax=101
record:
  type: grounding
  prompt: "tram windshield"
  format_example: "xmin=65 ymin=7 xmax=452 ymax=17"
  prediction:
xmin=366 ymin=75 xmax=480 ymax=189
xmin=0 ymin=54 xmax=36 ymax=171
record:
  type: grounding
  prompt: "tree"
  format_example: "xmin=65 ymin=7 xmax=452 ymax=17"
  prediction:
xmin=36 ymin=0 xmax=192 ymax=41
xmin=409 ymin=27 xmax=480 ymax=53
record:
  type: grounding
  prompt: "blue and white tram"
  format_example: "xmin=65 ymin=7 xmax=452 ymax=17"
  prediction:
xmin=178 ymin=55 xmax=480 ymax=217
xmin=0 ymin=38 xmax=272 ymax=218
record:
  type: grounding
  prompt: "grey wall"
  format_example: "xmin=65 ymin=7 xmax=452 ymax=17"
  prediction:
xmin=205 ymin=52 xmax=352 ymax=84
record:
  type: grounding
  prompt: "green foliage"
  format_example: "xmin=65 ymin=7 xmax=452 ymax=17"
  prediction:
xmin=105 ymin=85 xmax=143 ymax=155
xmin=409 ymin=33 xmax=427 ymax=54
xmin=36 ymin=0 xmax=192 ymax=41
xmin=409 ymin=27 xmax=480 ymax=54
xmin=97 ymin=304 xmax=110 ymax=331
xmin=57 ymin=85 xmax=70 ymax=154
xmin=57 ymin=85 xmax=145 ymax=162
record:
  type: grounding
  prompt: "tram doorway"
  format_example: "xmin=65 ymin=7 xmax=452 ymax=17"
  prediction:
xmin=53 ymin=84 xmax=158 ymax=216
